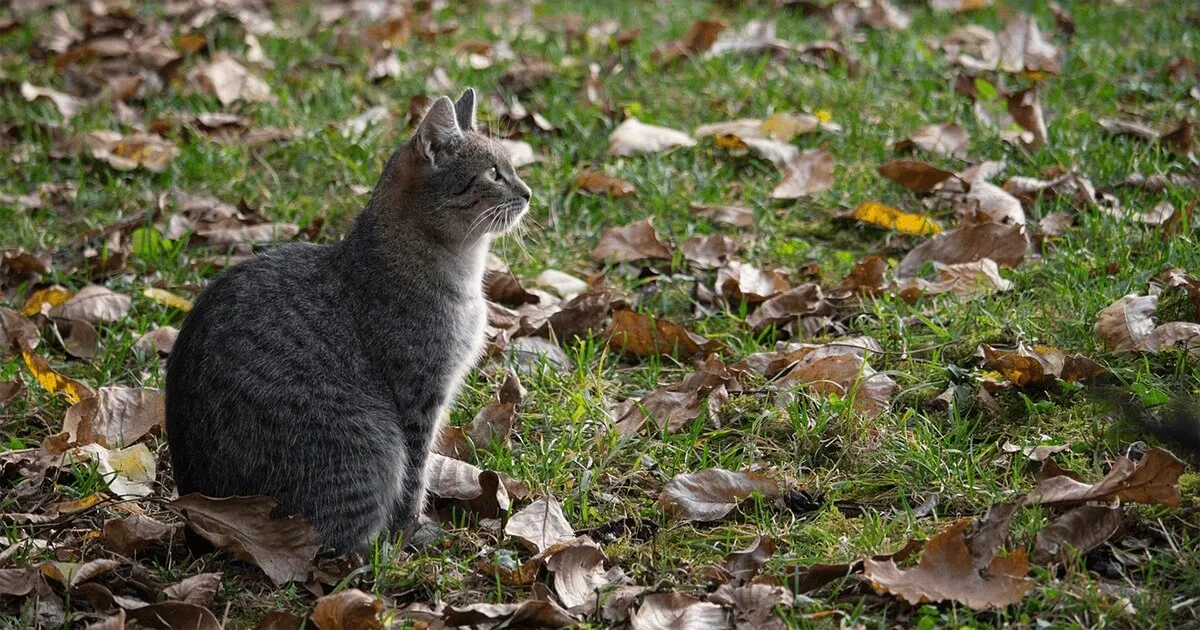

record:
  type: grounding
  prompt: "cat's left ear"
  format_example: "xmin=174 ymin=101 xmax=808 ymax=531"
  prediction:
xmin=453 ymin=88 xmax=476 ymax=132
xmin=414 ymin=96 xmax=462 ymax=167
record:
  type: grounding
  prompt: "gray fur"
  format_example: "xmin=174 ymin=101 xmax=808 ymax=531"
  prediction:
xmin=165 ymin=89 xmax=530 ymax=554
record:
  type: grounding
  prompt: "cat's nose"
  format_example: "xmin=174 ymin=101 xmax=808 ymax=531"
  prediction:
xmin=518 ymin=183 xmax=531 ymax=201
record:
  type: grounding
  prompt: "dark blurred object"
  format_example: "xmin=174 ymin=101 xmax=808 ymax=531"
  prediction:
xmin=1096 ymin=387 xmax=1200 ymax=466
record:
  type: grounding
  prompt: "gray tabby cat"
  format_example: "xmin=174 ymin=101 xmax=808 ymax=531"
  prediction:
xmin=165 ymin=89 xmax=530 ymax=554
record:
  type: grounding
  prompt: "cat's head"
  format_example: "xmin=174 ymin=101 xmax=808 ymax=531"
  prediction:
xmin=378 ymin=88 xmax=531 ymax=246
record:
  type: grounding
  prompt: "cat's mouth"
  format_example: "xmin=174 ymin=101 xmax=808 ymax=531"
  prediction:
xmin=486 ymin=199 xmax=529 ymax=234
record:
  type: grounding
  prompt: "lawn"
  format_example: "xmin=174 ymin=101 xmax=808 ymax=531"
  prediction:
xmin=1 ymin=0 xmax=1198 ymax=628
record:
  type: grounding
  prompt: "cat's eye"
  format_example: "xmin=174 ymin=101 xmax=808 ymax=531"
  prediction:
xmin=484 ymin=166 xmax=499 ymax=181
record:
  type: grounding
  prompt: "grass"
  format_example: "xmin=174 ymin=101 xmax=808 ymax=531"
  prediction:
xmin=2 ymin=0 xmax=1199 ymax=627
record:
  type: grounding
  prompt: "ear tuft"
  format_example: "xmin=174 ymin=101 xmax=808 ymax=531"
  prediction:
xmin=454 ymin=88 xmax=476 ymax=131
xmin=415 ymin=96 xmax=462 ymax=165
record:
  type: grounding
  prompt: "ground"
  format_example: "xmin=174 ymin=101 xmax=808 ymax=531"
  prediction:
xmin=1 ymin=0 xmax=1198 ymax=628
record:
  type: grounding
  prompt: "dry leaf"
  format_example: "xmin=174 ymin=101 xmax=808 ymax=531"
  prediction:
xmin=681 ymin=235 xmax=739 ymax=270
xmin=612 ymin=357 xmax=743 ymax=435
xmin=443 ymin=600 xmax=578 ymax=628
xmin=1144 ymin=321 xmax=1200 ymax=356
xmin=143 ymin=287 xmax=194 ymax=311
xmin=188 ymin=53 xmax=272 ymax=105
xmin=772 ymin=149 xmax=835 ymax=199
xmin=877 ymin=159 xmax=958 ymax=192
xmin=689 ymin=203 xmax=755 ymax=228
xmin=630 ymin=593 xmax=731 ymax=630
xmin=2 ymin=307 xmax=41 ymax=354
xmin=723 ymin=535 xmax=776 ymax=584
xmin=892 ymin=123 xmax=969 ymax=158
xmin=608 ymin=118 xmax=697 ymax=156
xmin=980 ymin=344 xmax=1103 ymax=387
xmin=709 ymin=583 xmax=790 ymax=630
xmin=657 ymin=468 xmax=780 ymax=522
xmin=20 ymin=345 xmax=94 ymax=403
xmin=606 ymin=310 xmax=719 ymax=359
xmin=102 ymin=514 xmax=180 ymax=555
xmin=745 ymin=284 xmax=826 ymax=333
xmin=997 ymin=14 xmax=1063 ymax=73
xmin=68 ymin=443 xmax=156 ymax=497
xmin=505 ymin=496 xmax=575 ymax=554
xmin=40 ymin=559 xmax=122 ymax=588
xmin=1094 ymin=294 xmax=1157 ymax=352
xmin=1024 ymin=447 xmax=1185 ymax=507
xmin=897 ymin=222 xmax=1028 ymax=277
xmin=544 ymin=537 xmax=626 ymax=610
xmin=534 ymin=270 xmax=590 ymax=298
xmin=50 ymin=285 xmax=131 ymax=324
xmin=497 ymin=139 xmax=537 ymax=168
xmin=863 ymin=521 xmax=1031 ymax=610
xmin=135 ymin=326 xmax=179 ymax=355
xmin=717 ymin=262 xmax=789 ymax=303
xmin=86 ymin=131 xmax=179 ymax=173
xmin=1006 ymin=87 xmax=1048 ymax=151
xmin=312 ymin=588 xmax=384 ymax=630
xmin=654 ymin=19 xmax=726 ymax=65
xmin=20 ymin=82 xmax=82 ymax=119
xmin=21 ymin=286 xmax=71 ymax=317
xmin=775 ymin=348 xmax=897 ymax=417
xmin=172 ymin=494 xmax=320 ymax=585
xmin=195 ymin=222 xmax=301 ymax=245
xmin=592 ymin=219 xmax=673 ymax=263
xmin=1031 ymin=505 xmax=1122 ymax=566
xmin=163 ymin=572 xmax=221 ymax=607
xmin=577 ymin=170 xmax=636 ymax=197
xmin=125 ymin=602 xmax=222 ymax=630
xmin=426 ymin=453 xmax=522 ymax=518
xmin=962 ymin=181 xmax=1026 ymax=225
xmin=63 ymin=386 xmax=164 ymax=448
xmin=891 ymin=258 xmax=1014 ymax=301
xmin=848 ymin=201 xmax=942 ymax=235
xmin=59 ymin=319 xmax=97 ymax=360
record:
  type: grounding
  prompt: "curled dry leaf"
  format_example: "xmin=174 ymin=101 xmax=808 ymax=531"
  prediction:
xmin=771 ymin=149 xmax=835 ymax=199
xmin=40 ymin=558 xmax=122 ymax=588
xmin=980 ymin=344 xmax=1103 ymax=387
xmin=631 ymin=593 xmax=731 ymax=630
xmin=718 ymin=262 xmax=789 ymax=303
xmin=862 ymin=520 xmax=1032 ymax=610
xmin=612 ymin=357 xmax=743 ymax=436
xmin=86 ymin=131 xmax=179 ymax=173
xmin=188 ymin=53 xmax=272 ymax=106
xmin=172 ymin=494 xmax=320 ymax=585
xmin=135 ymin=326 xmax=179 ymax=355
xmin=2 ymin=307 xmax=41 ymax=354
xmin=709 ymin=582 xmax=790 ymax=630
xmin=847 ymin=201 xmax=942 ymax=235
xmin=426 ymin=453 xmax=524 ymax=518
xmin=20 ymin=344 xmax=94 ymax=403
xmin=59 ymin=319 xmax=97 ymax=360
xmin=606 ymin=310 xmax=720 ymax=360
xmin=312 ymin=588 xmax=384 ymax=630
xmin=892 ymin=123 xmax=969 ymax=158
xmin=1094 ymin=294 xmax=1157 ymax=352
xmin=505 ymin=496 xmax=575 ymax=554
xmin=1031 ymin=505 xmax=1122 ymax=566
xmin=897 ymin=222 xmax=1027 ymax=278
xmin=534 ymin=270 xmax=589 ymax=298
xmin=1099 ymin=117 xmax=1196 ymax=156
xmin=67 ymin=443 xmax=156 ymax=497
xmin=50 ymin=285 xmax=131 ymax=324
xmin=20 ymin=82 xmax=82 ymax=119
xmin=774 ymin=346 xmax=897 ymax=417
xmin=1024 ymin=447 xmax=1185 ymax=508
xmin=681 ymin=234 xmax=739 ymax=270
xmin=1005 ymin=87 xmax=1048 ymax=151
xmin=125 ymin=602 xmax=222 ymax=630
xmin=163 ymin=572 xmax=221 ymax=607
xmin=891 ymin=259 xmax=1014 ymax=302
xmin=63 ymin=386 xmax=165 ymax=448
xmin=962 ymin=181 xmax=1026 ymax=225
xmin=745 ymin=284 xmax=827 ymax=333
xmin=657 ymin=468 xmax=780 ymax=522
xmin=1099 ymin=200 xmax=1177 ymax=226
xmin=591 ymin=219 xmax=672 ymax=263
xmin=544 ymin=538 xmax=627 ymax=610
xmin=723 ymin=535 xmax=777 ymax=584
xmin=653 ymin=19 xmax=725 ymax=66
xmin=443 ymin=600 xmax=578 ymax=628
xmin=102 ymin=514 xmax=180 ymax=555
xmin=877 ymin=159 xmax=958 ymax=192
xmin=608 ymin=118 xmax=697 ymax=156
xmin=689 ymin=203 xmax=754 ymax=228
xmin=997 ymin=14 xmax=1063 ymax=73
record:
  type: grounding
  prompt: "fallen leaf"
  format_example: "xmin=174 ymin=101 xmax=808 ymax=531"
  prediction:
xmin=630 ymin=593 xmax=731 ymax=630
xmin=612 ymin=357 xmax=743 ymax=435
xmin=443 ymin=600 xmax=578 ymax=628
xmin=847 ymin=201 xmax=942 ymax=235
xmin=21 ymin=286 xmax=71 ymax=317
xmin=681 ymin=234 xmax=739 ymax=270
xmin=49 ymin=285 xmax=131 ymax=324
xmin=1144 ymin=321 xmax=1200 ymax=356
xmin=897 ymin=222 xmax=1028 ymax=277
xmin=172 ymin=494 xmax=319 ymax=585
xmin=143 ymin=287 xmax=193 ymax=311
xmin=997 ymin=14 xmax=1062 ymax=73
xmin=717 ymin=262 xmax=789 ymax=303
xmin=0 ymin=380 xmax=26 ymax=406
xmin=657 ymin=468 xmax=781 ymax=522
xmin=40 ymin=559 xmax=122 ymax=588
xmin=592 ymin=220 xmax=673 ymax=263
xmin=892 ymin=258 xmax=1014 ymax=301
xmin=608 ymin=118 xmax=697 ymax=156
xmin=834 ymin=256 xmax=888 ymax=298
xmin=163 ymin=572 xmax=221 ymax=606
xmin=102 ymin=514 xmax=180 ymax=555
xmin=1000 ymin=442 xmax=1071 ymax=463
xmin=786 ymin=539 xmax=924 ymax=594
xmin=534 ymin=270 xmax=590 ymax=298
xmin=745 ymin=284 xmax=827 ymax=333
xmin=1039 ymin=211 xmax=1074 ymax=236
xmin=653 ymin=19 xmax=725 ymax=65
xmin=980 ymin=344 xmax=1103 ymax=387
xmin=576 ymin=170 xmax=637 ymax=197
xmin=195 ymin=222 xmax=301 ymax=245
xmin=59 ymin=319 xmax=97 ymax=360
xmin=1024 ymin=447 xmax=1185 ymax=507
xmin=1031 ymin=505 xmax=1122 ymax=565
xmin=606 ymin=310 xmax=719 ymax=359
xmin=709 ymin=582 xmax=790 ymax=630
xmin=723 ymin=535 xmax=776 ymax=583
xmin=1005 ymin=87 xmax=1048 ymax=151
xmin=20 ymin=82 xmax=82 ymax=119
xmin=188 ymin=53 xmax=272 ymax=105
xmin=878 ymin=159 xmax=958 ymax=192
xmin=68 ymin=443 xmax=156 ymax=497
xmin=772 ymin=149 xmax=835 ymax=199
xmin=312 ymin=588 xmax=384 ymax=630
xmin=0 ymin=567 xmax=41 ymax=597
xmin=426 ymin=453 xmax=521 ymax=518
xmin=1099 ymin=117 xmax=1196 ymax=156
xmin=497 ymin=139 xmax=538 ymax=168
xmin=484 ymin=270 xmax=539 ymax=307
xmin=544 ymin=538 xmax=626 ymax=610
xmin=21 ymin=345 xmax=94 ymax=403
xmin=962 ymin=181 xmax=1026 ymax=225
xmin=135 ymin=326 xmax=179 ymax=355
xmin=1099 ymin=200 xmax=1177 ymax=226
xmin=62 ymin=386 xmax=164 ymax=448
xmin=86 ymin=131 xmax=179 ymax=173
xmin=125 ymin=602 xmax=222 ymax=630
xmin=687 ymin=203 xmax=754 ymax=228
xmin=862 ymin=520 xmax=1031 ymax=609
xmin=892 ymin=123 xmax=969 ymax=158
xmin=774 ymin=347 xmax=897 ymax=417
xmin=1094 ymin=294 xmax=1157 ymax=352
xmin=505 ymin=496 xmax=575 ymax=554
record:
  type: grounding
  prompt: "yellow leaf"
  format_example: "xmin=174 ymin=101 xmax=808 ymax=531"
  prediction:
xmin=761 ymin=112 xmax=818 ymax=142
xmin=142 ymin=287 xmax=193 ymax=312
xmin=21 ymin=346 xmax=94 ymax=403
xmin=715 ymin=134 xmax=749 ymax=150
xmin=850 ymin=201 xmax=942 ymax=236
xmin=814 ymin=109 xmax=833 ymax=123
xmin=22 ymin=287 xmax=73 ymax=316
xmin=53 ymin=493 xmax=103 ymax=513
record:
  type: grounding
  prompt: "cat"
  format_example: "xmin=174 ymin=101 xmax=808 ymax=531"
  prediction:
xmin=165 ymin=88 xmax=531 ymax=554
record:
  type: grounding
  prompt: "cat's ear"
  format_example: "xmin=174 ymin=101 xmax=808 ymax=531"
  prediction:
xmin=453 ymin=88 xmax=476 ymax=131
xmin=414 ymin=96 xmax=462 ymax=166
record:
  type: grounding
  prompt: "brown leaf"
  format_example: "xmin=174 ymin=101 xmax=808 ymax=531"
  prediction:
xmin=897 ymin=222 xmax=1028 ymax=278
xmin=630 ymin=593 xmax=731 ymax=630
xmin=1000 ymin=442 xmax=1071 ymax=462
xmin=877 ymin=159 xmax=958 ymax=192
xmin=612 ymin=357 xmax=743 ymax=436
xmin=85 ymin=131 xmax=179 ymax=173
xmin=20 ymin=82 xmax=82 ymax=119
xmin=771 ymin=149 xmax=835 ymax=199
xmin=657 ymin=468 xmax=781 ymax=522
xmin=534 ymin=290 xmax=615 ymax=342
xmin=1 ymin=249 xmax=52 ymax=293
xmin=63 ymin=386 xmax=164 ymax=448
xmin=59 ymin=319 xmax=97 ymax=360
xmin=892 ymin=258 xmax=1014 ymax=302
xmin=544 ymin=538 xmax=626 ymax=610
xmin=443 ymin=600 xmax=578 ymax=628
xmin=256 ymin=611 xmax=305 ymax=630
xmin=980 ymin=344 xmax=1103 ymax=387
xmin=746 ymin=284 xmax=826 ymax=333
xmin=775 ymin=349 xmax=897 ymax=417
xmin=505 ymin=496 xmax=575 ymax=554
xmin=653 ymin=19 xmax=726 ymax=65
xmin=689 ymin=203 xmax=754 ymax=228
xmin=162 ymin=572 xmax=221 ymax=606
xmin=608 ymin=118 xmax=697 ymax=156
xmin=606 ymin=310 xmax=719 ymax=359
xmin=135 ymin=326 xmax=179 ymax=355
xmin=1094 ymin=294 xmax=1157 ymax=352
xmin=1024 ymin=447 xmax=1186 ymax=507
xmin=717 ymin=262 xmax=789 ymax=303
xmin=787 ymin=539 xmax=924 ymax=594
xmin=0 ymin=567 xmax=41 ymax=597
xmin=997 ymin=14 xmax=1062 ymax=73
xmin=485 ymin=270 xmax=539 ymax=307
xmin=892 ymin=123 xmax=969 ymax=158
xmin=835 ymin=256 xmax=888 ymax=298
xmin=172 ymin=494 xmax=319 ymax=586
xmin=50 ymin=285 xmax=131 ymax=324
xmin=0 ymin=380 xmax=26 ymax=406
xmin=723 ymin=535 xmax=776 ymax=584
xmin=682 ymin=235 xmax=739 ymax=270
xmin=862 ymin=520 xmax=1032 ymax=610
xmin=40 ymin=559 xmax=122 ymax=588
xmin=102 ymin=514 xmax=180 ymax=555
xmin=1032 ymin=505 xmax=1122 ymax=566
xmin=125 ymin=601 xmax=223 ymax=630
xmin=709 ymin=582 xmax=790 ymax=630
xmin=188 ymin=53 xmax=272 ymax=106
xmin=1144 ymin=321 xmax=1200 ymax=356
xmin=591 ymin=219 xmax=672 ymax=263
xmin=576 ymin=170 xmax=636 ymax=197
xmin=426 ymin=453 xmax=519 ymax=518
xmin=1039 ymin=211 xmax=1074 ymax=236
xmin=1006 ymin=87 xmax=1048 ymax=151
xmin=1099 ymin=117 xmax=1195 ymax=156
xmin=1099 ymin=200 xmax=1178 ymax=226
xmin=312 ymin=588 xmax=384 ymax=630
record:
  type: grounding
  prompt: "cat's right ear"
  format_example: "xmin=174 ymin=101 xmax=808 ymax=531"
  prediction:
xmin=414 ymin=96 xmax=462 ymax=167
